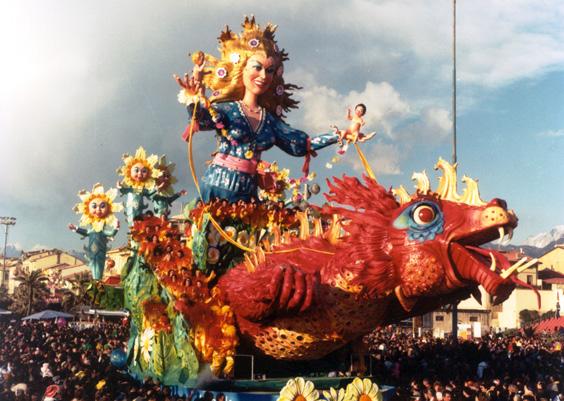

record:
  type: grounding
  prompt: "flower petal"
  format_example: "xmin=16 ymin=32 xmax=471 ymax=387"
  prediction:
xmin=135 ymin=147 xmax=147 ymax=160
xmin=92 ymin=183 xmax=105 ymax=195
xmin=147 ymin=155 xmax=158 ymax=167
xmin=105 ymin=188 xmax=118 ymax=202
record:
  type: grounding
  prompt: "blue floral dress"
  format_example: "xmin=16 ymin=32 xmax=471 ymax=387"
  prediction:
xmin=188 ymin=101 xmax=339 ymax=202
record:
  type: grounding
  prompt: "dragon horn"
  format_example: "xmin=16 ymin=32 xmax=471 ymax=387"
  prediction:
xmin=434 ymin=157 xmax=461 ymax=202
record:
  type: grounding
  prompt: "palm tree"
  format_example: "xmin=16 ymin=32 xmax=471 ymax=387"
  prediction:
xmin=63 ymin=272 xmax=92 ymax=312
xmin=0 ymin=286 xmax=12 ymax=310
xmin=13 ymin=270 xmax=49 ymax=315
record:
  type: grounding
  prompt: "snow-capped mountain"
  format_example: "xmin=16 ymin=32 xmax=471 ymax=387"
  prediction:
xmin=524 ymin=225 xmax=564 ymax=248
xmin=484 ymin=225 xmax=564 ymax=258
xmin=0 ymin=244 xmax=23 ymax=258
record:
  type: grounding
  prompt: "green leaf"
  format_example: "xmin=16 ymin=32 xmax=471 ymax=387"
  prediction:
xmin=191 ymin=215 xmax=209 ymax=272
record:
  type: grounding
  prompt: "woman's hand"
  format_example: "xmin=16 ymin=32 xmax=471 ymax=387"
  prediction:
xmin=173 ymin=73 xmax=200 ymax=95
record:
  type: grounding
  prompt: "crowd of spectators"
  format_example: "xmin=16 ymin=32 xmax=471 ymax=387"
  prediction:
xmin=365 ymin=328 xmax=563 ymax=401
xmin=0 ymin=319 xmax=200 ymax=401
xmin=0 ymin=319 xmax=562 ymax=401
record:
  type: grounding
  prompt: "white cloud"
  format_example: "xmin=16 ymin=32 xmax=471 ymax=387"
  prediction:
xmin=289 ymin=70 xmax=411 ymax=136
xmin=1 ymin=1 xmax=563 ymax=249
xmin=537 ymin=129 xmax=564 ymax=138
xmin=30 ymin=244 xmax=52 ymax=252
xmin=454 ymin=1 xmax=564 ymax=87
xmin=291 ymin=0 xmax=564 ymax=88
xmin=398 ymin=107 xmax=452 ymax=143
xmin=348 ymin=142 xmax=402 ymax=176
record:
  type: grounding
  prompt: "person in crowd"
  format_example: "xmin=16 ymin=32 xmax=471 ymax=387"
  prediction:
xmin=0 ymin=319 xmax=562 ymax=400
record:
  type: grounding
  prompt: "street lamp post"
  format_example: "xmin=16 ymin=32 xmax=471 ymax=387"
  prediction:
xmin=0 ymin=216 xmax=17 ymax=289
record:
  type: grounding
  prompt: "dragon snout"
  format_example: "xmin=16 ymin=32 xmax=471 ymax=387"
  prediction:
xmin=480 ymin=199 xmax=517 ymax=228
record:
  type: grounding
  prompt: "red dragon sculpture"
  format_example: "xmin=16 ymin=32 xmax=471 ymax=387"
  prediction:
xmin=134 ymin=158 xmax=539 ymax=376
xmin=216 ymin=158 xmax=535 ymax=361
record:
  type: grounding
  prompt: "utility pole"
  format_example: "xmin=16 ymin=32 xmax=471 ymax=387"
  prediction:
xmin=451 ymin=0 xmax=459 ymax=340
xmin=1 ymin=216 xmax=17 ymax=289
xmin=452 ymin=0 xmax=457 ymax=166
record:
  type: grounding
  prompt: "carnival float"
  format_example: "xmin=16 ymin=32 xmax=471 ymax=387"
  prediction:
xmin=68 ymin=15 xmax=539 ymax=399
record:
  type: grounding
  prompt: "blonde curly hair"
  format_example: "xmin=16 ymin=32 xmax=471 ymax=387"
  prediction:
xmin=201 ymin=16 xmax=300 ymax=119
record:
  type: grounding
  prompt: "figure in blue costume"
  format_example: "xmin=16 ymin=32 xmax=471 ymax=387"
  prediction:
xmin=175 ymin=17 xmax=353 ymax=203
xmin=150 ymin=155 xmax=187 ymax=217
xmin=116 ymin=147 xmax=160 ymax=226
xmin=68 ymin=184 xmax=122 ymax=280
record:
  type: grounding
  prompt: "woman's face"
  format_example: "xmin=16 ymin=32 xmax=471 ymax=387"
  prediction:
xmin=243 ymin=53 xmax=276 ymax=96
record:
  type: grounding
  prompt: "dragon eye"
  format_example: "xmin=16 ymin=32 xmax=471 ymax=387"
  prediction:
xmin=413 ymin=204 xmax=436 ymax=225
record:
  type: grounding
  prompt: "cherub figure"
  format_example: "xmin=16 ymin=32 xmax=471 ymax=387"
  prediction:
xmin=331 ymin=103 xmax=376 ymax=155
xmin=174 ymin=50 xmax=213 ymax=106
xmin=151 ymin=155 xmax=187 ymax=217
xmin=117 ymin=146 xmax=159 ymax=226
xmin=191 ymin=51 xmax=211 ymax=97
xmin=68 ymin=183 xmax=122 ymax=280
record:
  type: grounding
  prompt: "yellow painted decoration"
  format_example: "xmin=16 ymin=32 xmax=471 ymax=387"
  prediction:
xmin=74 ymin=183 xmax=123 ymax=232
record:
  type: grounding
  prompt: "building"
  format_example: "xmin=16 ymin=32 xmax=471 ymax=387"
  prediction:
xmin=420 ymin=247 xmax=564 ymax=335
xmin=538 ymin=244 xmax=564 ymax=275
xmin=3 ymin=246 xmax=132 ymax=294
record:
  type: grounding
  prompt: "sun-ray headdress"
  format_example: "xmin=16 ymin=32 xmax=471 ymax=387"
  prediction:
xmin=155 ymin=155 xmax=178 ymax=196
xmin=392 ymin=157 xmax=487 ymax=206
xmin=74 ymin=183 xmax=123 ymax=232
xmin=183 ymin=15 xmax=300 ymax=118
xmin=118 ymin=146 xmax=159 ymax=192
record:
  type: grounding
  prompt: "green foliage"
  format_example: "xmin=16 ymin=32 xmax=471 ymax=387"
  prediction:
xmin=123 ymin=254 xmax=160 ymax=329
xmin=519 ymin=309 xmax=540 ymax=324
xmin=541 ymin=310 xmax=556 ymax=320
xmin=12 ymin=270 xmax=49 ymax=315
xmin=97 ymin=286 xmax=124 ymax=310
xmin=152 ymin=331 xmax=177 ymax=379
xmin=0 ymin=286 xmax=12 ymax=310
xmin=122 ymin=250 xmax=202 ymax=384
xmin=191 ymin=214 xmax=209 ymax=271
xmin=173 ymin=314 xmax=199 ymax=380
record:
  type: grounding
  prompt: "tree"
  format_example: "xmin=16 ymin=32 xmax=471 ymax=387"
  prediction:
xmin=0 ymin=286 xmax=12 ymax=310
xmin=63 ymin=272 xmax=92 ymax=312
xmin=519 ymin=309 xmax=540 ymax=325
xmin=12 ymin=270 xmax=49 ymax=315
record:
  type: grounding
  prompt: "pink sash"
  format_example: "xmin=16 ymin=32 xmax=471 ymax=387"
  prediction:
xmin=211 ymin=153 xmax=258 ymax=175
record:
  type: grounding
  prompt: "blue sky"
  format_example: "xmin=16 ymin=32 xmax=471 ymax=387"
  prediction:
xmin=0 ymin=0 xmax=563 ymax=253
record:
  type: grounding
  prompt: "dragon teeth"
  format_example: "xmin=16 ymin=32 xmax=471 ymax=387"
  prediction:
xmin=489 ymin=252 xmax=497 ymax=272
xmin=507 ymin=227 xmax=514 ymax=241
xmin=498 ymin=226 xmax=505 ymax=243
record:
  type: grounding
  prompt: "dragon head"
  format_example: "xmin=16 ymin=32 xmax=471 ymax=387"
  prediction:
xmin=325 ymin=158 xmax=526 ymax=313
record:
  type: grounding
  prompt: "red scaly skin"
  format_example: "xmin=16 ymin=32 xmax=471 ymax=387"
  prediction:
xmin=218 ymin=175 xmax=522 ymax=360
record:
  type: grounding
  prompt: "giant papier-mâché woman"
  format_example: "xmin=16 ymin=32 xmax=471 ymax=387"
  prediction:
xmin=176 ymin=16 xmax=351 ymax=203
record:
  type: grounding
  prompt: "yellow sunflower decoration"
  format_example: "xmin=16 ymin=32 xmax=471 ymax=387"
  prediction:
xmin=344 ymin=378 xmax=383 ymax=401
xmin=118 ymin=146 xmax=159 ymax=192
xmin=323 ymin=387 xmax=345 ymax=401
xmin=278 ymin=377 xmax=319 ymax=401
xmin=74 ymin=183 xmax=123 ymax=232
